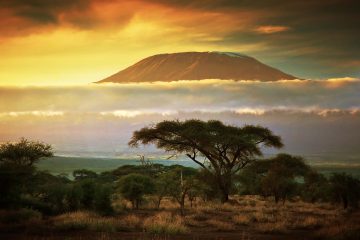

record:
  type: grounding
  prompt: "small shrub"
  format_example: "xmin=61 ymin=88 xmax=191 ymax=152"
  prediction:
xmin=143 ymin=212 xmax=188 ymax=235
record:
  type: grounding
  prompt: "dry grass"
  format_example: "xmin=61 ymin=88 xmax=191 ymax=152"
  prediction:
xmin=38 ymin=196 xmax=348 ymax=237
xmin=119 ymin=214 xmax=142 ymax=230
xmin=206 ymin=219 xmax=236 ymax=231
xmin=232 ymin=214 xmax=254 ymax=225
xmin=256 ymin=221 xmax=288 ymax=233
xmin=315 ymin=219 xmax=360 ymax=240
xmin=143 ymin=211 xmax=188 ymax=235
xmin=252 ymin=211 xmax=275 ymax=223
xmin=53 ymin=211 xmax=133 ymax=232
xmin=291 ymin=216 xmax=324 ymax=230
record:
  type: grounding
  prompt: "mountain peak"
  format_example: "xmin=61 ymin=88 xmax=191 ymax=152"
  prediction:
xmin=97 ymin=51 xmax=297 ymax=83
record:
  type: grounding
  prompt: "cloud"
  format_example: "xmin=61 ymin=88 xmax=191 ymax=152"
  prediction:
xmin=0 ymin=78 xmax=358 ymax=113
xmin=0 ymin=0 xmax=359 ymax=81
xmin=254 ymin=25 xmax=290 ymax=34
xmin=0 ymin=108 xmax=359 ymax=159
xmin=0 ymin=78 xmax=359 ymax=158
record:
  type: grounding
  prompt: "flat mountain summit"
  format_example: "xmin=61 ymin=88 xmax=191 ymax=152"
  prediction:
xmin=97 ymin=51 xmax=297 ymax=83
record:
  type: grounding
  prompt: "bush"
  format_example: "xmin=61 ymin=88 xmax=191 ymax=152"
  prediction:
xmin=117 ymin=174 xmax=155 ymax=209
xmin=94 ymin=184 xmax=114 ymax=215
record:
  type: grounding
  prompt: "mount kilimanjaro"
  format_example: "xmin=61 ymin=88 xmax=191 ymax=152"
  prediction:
xmin=97 ymin=51 xmax=297 ymax=83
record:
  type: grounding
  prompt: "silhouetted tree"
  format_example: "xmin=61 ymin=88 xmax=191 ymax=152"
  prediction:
xmin=129 ymin=119 xmax=283 ymax=202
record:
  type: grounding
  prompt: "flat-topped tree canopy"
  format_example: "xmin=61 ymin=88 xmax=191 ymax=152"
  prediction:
xmin=129 ymin=119 xmax=283 ymax=202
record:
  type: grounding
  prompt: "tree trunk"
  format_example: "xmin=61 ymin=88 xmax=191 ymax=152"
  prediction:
xmin=218 ymin=174 xmax=231 ymax=203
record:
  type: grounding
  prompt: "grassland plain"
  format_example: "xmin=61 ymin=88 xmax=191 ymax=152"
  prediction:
xmin=1 ymin=195 xmax=359 ymax=240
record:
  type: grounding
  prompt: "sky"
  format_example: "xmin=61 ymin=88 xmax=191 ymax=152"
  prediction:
xmin=0 ymin=1 xmax=359 ymax=161
xmin=0 ymin=0 xmax=359 ymax=86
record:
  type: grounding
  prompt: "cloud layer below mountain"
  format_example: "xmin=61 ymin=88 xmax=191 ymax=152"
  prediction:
xmin=0 ymin=78 xmax=359 ymax=159
xmin=0 ymin=78 xmax=359 ymax=113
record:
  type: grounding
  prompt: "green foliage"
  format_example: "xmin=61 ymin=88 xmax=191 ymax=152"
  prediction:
xmin=0 ymin=138 xmax=53 ymax=208
xmin=66 ymin=184 xmax=84 ymax=211
xmin=94 ymin=184 xmax=114 ymax=215
xmin=77 ymin=179 xmax=97 ymax=209
xmin=195 ymin=168 xmax=222 ymax=201
xmin=302 ymin=171 xmax=331 ymax=203
xmin=0 ymin=163 xmax=34 ymax=207
xmin=238 ymin=154 xmax=310 ymax=203
xmin=117 ymin=173 xmax=155 ymax=209
xmin=0 ymin=138 xmax=53 ymax=167
xmin=329 ymin=173 xmax=360 ymax=209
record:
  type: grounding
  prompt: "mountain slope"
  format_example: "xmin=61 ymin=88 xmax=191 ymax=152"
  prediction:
xmin=97 ymin=51 xmax=297 ymax=83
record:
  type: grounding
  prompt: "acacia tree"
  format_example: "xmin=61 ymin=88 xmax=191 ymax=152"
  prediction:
xmin=129 ymin=119 xmax=283 ymax=202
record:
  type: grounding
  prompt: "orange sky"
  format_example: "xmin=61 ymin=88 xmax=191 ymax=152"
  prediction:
xmin=0 ymin=0 xmax=359 ymax=85
xmin=0 ymin=1 xmax=258 ymax=85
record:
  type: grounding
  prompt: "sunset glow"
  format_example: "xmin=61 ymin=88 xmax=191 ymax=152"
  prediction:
xmin=0 ymin=0 xmax=359 ymax=158
xmin=1 ymin=0 xmax=359 ymax=85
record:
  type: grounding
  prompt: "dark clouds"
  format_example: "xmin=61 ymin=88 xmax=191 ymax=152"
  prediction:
xmin=0 ymin=0 xmax=359 ymax=78
xmin=0 ymin=0 xmax=90 ymax=23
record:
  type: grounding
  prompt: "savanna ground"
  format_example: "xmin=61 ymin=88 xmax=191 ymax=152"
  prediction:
xmin=1 ymin=195 xmax=359 ymax=240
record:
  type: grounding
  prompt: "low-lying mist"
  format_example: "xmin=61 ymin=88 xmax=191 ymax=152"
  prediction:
xmin=0 ymin=78 xmax=359 ymax=161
